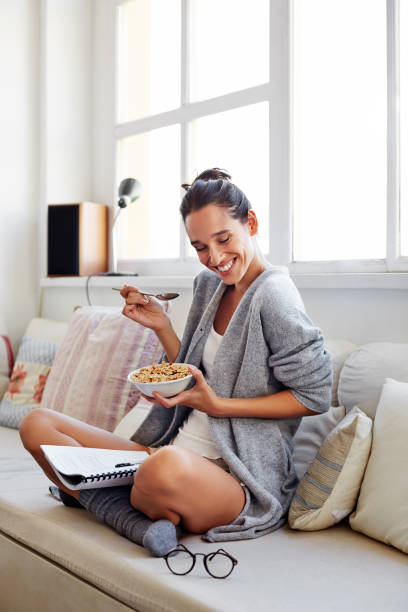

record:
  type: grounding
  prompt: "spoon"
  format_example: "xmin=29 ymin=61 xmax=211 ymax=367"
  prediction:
xmin=112 ymin=288 xmax=179 ymax=301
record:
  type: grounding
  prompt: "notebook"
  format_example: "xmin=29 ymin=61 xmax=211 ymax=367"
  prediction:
xmin=41 ymin=444 xmax=149 ymax=490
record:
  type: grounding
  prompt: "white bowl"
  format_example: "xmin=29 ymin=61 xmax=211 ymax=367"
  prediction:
xmin=128 ymin=364 xmax=193 ymax=398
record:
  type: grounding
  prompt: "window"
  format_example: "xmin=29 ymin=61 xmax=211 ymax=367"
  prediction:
xmin=115 ymin=0 xmax=270 ymax=273
xmin=292 ymin=0 xmax=408 ymax=272
xmin=114 ymin=0 xmax=408 ymax=277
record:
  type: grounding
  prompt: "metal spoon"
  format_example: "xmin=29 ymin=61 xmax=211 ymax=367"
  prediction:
xmin=112 ymin=287 xmax=179 ymax=301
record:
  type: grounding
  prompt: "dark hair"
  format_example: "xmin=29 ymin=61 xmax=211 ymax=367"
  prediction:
xmin=180 ymin=168 xmax=252 ymax=222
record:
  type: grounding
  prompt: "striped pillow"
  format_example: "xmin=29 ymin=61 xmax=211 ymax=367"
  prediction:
xmin=41 ymin=306 xmax=164 ymax=432
xmin=288 ymin=406 xmax=372 ymax=531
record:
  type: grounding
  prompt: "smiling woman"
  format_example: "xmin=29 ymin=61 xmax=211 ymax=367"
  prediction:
xmin=20 ymin=168 xmax=332 ymax=553
xmin=121 ymin=168 xmax=332 ymax=535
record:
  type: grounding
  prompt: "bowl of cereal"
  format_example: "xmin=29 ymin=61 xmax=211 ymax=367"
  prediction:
xmin=128 ymin=362 xmax=193 ymax=398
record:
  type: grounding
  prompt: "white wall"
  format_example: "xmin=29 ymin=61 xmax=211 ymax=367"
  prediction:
xmin=300 ymin=287 xmax=408 ymax=345
xmin=40 ymin=281 xmax=408 ymax=347
xmin=0 ymin=0 xmax=93 ymax=348
xmin=40 ymin=0 xmax=93 ymax=276
xmin=45 ymin=0 xmax=93 ymax=203
xmin=0 ymin=0 xmax=40 ymax=347
xmin=40 ymin=282 xmax=191 ymax=339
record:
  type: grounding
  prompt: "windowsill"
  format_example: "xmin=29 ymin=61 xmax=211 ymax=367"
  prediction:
xmin=40 ymin=272 xmax=408 ymax=290
xmin=290 ymin=272 xmax=408 ymax=289
xmin=40 ymin=275 xmax=195 ymax=289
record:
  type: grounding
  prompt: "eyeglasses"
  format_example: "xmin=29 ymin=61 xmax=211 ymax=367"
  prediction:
xmin=163 ymin=543 xmax=238 ymax=579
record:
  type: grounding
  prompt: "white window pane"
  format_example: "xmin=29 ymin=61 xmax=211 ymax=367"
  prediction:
xmin=400 ymin=0 xmax=408 ymax=256
xmin=189 ymin=0 xmax=269 ymax=102
xmin=118 ymin=125 xmax=180 ymax=259
xmin=293 ymin=0 xmax=387 ymax=261
xmin=118 ymin=0 xmax=181 ymax=122
xmin=187 ymin=103 xmax=269 ymax=254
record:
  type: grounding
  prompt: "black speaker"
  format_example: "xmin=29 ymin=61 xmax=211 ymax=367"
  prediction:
xmin=47 ymin=202 xmax=108 ymax=276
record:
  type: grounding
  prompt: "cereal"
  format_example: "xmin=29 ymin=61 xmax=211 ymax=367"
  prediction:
xmin=130 ymin=362 xmax=190 ymax=383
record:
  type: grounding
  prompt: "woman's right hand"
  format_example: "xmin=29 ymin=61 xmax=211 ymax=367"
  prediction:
xmin=120 ymin=286 xmax=169 ymax=332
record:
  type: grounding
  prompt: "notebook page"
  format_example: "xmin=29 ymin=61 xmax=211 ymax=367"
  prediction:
xmin=40 ymin=445 xmax=148 ymax=477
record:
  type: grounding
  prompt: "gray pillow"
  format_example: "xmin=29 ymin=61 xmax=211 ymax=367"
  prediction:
xmin=293 ymin=405 xmax=346 ymax=479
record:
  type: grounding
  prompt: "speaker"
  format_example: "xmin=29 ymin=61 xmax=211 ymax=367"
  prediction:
xmin=48 ymin=202 xmax=108 ymax=276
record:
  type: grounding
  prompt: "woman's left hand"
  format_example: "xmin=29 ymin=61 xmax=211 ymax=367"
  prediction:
xmin=142 ymin=365 xmax=222 ymax=416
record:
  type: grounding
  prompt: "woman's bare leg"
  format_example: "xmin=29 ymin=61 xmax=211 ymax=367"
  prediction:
xmin=130 ymin=446 xmax=246 ymax=532
xmin=20 ymin=410 xmax=245 ymax=534
xmin=19 ymin=407 xmax=149 ymax=500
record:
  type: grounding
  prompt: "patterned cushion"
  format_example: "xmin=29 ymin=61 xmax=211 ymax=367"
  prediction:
xmin=0 ymin=334 xmax=60 ymax=429
xmin=288 ymin=406 xmax=372 ymax=531
xmin=41 ymin=306 xmax=164 ymax=432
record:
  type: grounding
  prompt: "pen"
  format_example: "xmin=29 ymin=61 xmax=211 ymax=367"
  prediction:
xmin=115 ymin=462 xmax=138 ymax=468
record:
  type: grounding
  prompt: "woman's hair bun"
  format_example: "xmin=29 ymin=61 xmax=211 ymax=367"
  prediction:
xmin=194 ymin=167 xmax=231 ymax=183
xmin=181 ymin=168 xmax=230 ymax=192
xmin=179 ymin=166 xmax=250 ymax=222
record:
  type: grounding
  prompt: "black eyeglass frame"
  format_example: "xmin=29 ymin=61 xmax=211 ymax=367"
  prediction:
xmin=163 ymin=543 xmax=238 ymax=579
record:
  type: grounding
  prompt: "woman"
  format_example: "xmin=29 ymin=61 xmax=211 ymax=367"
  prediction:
xmin=19 ymin=168 xmax=332 ymax=554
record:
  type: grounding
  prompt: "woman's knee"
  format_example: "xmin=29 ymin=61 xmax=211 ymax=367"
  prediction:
xmin=133 ymin=446 xmax=194 ymax=496
xmin=19 ymin=407 xmax=54 ymax=452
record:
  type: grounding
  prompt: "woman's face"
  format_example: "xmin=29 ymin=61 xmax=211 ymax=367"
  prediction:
xmin=185 ymin=204 xmax=260 ymax=287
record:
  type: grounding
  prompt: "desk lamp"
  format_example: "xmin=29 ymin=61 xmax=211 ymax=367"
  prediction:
xmin=85 ymin=178 xmax=142 ymax=304
xmin=110 ymin=177 xmax=143 ymax=275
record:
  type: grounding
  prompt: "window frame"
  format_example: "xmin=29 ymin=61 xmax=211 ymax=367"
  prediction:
xmin=113 ymin=0 xmax=408 ymax=279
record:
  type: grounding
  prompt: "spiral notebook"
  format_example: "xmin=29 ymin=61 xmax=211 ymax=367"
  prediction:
xmin=40 ymin=444 xmax=149 ymax=490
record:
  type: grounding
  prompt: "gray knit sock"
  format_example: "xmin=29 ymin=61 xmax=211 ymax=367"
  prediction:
xmin=78 ymin=485 xmax=178 ymax=557
xmin=49 ymin=485 xmax=84 ymax=508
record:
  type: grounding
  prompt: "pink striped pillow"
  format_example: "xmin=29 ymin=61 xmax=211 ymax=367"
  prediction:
xmin=41 ymin=306 xmax=163 ymax=432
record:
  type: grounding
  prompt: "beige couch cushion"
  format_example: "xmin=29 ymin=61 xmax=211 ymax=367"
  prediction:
xmin=350 ymin=379 xmax=408 ymax=553
xmin=338 ymin=342 xmax=408 ymax=418
xmin=325 ymin=339 xmax=357 ymax=406
xmin=1 ymin=427 xmax=408 ymax=611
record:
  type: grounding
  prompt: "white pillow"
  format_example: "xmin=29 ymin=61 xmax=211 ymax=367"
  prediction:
xmin=349 ymin=378 xmax=408 ymax=553
xmin=293 ymin=405 xmax=346 ymax=479
xmin=338 ymin=343 xmax=408 ymax=419
xmin=289 ymin=406 xmax=372 ymax=531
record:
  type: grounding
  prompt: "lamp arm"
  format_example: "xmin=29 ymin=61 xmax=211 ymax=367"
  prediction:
xmin=112 ymin=207 xmax=122 ymax=230
xmin=111 ymin=207 xmax=122 ymax=273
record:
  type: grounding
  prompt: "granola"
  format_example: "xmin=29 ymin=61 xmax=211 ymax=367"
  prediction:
xmin=130 ymin=362 xmax=190 ymax=383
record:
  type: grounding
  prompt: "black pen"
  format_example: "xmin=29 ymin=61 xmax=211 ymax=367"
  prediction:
xmin=115 ymin=462 xmax=138 ymax=468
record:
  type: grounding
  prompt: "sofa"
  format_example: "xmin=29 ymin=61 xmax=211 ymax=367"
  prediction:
xmin=0 ymin=309 xmax=407 ymax=612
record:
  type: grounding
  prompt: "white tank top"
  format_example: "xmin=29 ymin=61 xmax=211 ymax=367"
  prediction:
xmin=171 ymin=325 xmax=223 ymax=459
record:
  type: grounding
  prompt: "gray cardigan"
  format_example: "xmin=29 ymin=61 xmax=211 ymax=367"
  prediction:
xmin=132 ymin=267 xmax=333 ymax=542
